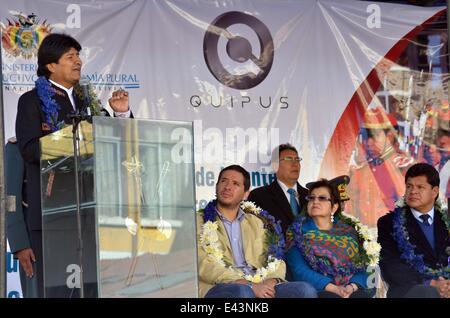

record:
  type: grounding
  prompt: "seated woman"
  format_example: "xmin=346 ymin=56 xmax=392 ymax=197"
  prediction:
xmin=286 ymin=178 xmax=380 ymax=298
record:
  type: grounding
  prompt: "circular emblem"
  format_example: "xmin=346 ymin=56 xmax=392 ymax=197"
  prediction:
xmin=203 ymin=11 xmax=274 ymax=90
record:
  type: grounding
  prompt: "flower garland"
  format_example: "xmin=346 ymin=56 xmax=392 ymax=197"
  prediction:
xmin=35 ymin=76 xmax=65 ymax=132
xmin=392 ymin=197 xmax=450 ymax=279
xmin=36 ymin=76 xmax=102 ymax=132
xmin=287 ymin=213 xmax=380 ymax=284
xmin=241 ymin=201 xmax=286 ymax=260
xmin=340 ymin=212 xmax=381 ymax=267
xmin=199 ymin=199 xmax=285 ymax=283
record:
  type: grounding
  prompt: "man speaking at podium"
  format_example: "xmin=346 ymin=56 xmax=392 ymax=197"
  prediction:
xmin=12 ymin=33 xmax=132 ymax=297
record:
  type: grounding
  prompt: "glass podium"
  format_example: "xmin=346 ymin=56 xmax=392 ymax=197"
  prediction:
xmin=40 ymin=117 xmax=198 ymax=297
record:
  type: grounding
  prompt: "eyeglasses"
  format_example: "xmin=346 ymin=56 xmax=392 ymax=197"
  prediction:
xmin=280 ymin=156 xmax=302 ymax=163
xmin=305 ymin=195 xmax=332 ymax=202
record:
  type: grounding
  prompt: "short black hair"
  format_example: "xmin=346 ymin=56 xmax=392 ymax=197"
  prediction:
xmin=271 ymin=143 xmax=298 ymax=163
xmin=217 ymin=165 xmax=250 ymax=191
xmin=306 ymin=178 xmax=342 ymax=215
xmin=405 ymin=163 xmax=440 ymax=188
xmin=438 ymin=128 xmax=450 ymax=139
xmin=37 ymin=33 xmax=82 ymax=78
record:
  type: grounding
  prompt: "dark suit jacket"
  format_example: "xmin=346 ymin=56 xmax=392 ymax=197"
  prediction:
xmin=15 ymin=84 xmax=131 ymax=231
xmin=247 ymin=180 xmax=308 ymax=233
xmin=5 ymin=141 xmax=30 ymax=253
xmin=15 ymin=85 xmax=84 ymax=231
xmin=377 ymin=208 xmax=450 ymax=298
xmin=15 ymin=82 xmax=132 ymax=297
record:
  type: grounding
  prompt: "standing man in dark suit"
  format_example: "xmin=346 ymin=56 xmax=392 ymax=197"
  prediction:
xmin=248 ymin=144 xmax=308 ymax=234
xmin=13 ymin=33 xmax=132 ymax=297
xmin=377 ymin=163 xmax=450 ymax=298
xmin=5 ymin=137 xmax=39 ymax=297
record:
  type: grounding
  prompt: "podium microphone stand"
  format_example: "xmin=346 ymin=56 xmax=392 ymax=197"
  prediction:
xmin=66 ymin=106 xmax=91 ymax=298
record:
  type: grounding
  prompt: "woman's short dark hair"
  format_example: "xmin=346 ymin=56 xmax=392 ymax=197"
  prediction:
xmin=217 ymin=165 xmax=251 ymax=191
xmin=306 ymin=178 xmax=342 ymax=215
xmin=37 ymin=33 xmax=82 ymax=78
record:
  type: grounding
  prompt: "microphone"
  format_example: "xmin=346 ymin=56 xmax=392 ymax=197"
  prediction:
xmin=79 ymin=76 xmax=91 ymax=117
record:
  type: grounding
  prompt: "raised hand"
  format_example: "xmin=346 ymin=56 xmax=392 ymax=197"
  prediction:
xmin=108 ymin=89 xmax=129 ymax=113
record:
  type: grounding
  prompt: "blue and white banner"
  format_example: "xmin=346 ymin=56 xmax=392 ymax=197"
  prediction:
xmin=2 ymin=0 xmax=448 ymax=296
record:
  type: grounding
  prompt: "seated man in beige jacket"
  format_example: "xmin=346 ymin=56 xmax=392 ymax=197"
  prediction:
xmin=197 ymin=164 xmax=317 ymax=298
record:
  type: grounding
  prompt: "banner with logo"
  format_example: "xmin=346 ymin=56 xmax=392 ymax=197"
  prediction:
xmin=1 ymin=0 xmax=448 ymax=296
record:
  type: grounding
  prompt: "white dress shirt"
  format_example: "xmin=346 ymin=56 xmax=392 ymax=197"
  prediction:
xmin=49 ymin=79 xmax=131 ymax=117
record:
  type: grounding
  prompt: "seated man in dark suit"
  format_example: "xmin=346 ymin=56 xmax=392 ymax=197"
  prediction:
xmin=377 ymin=163 xmax=450 ymax=298
xmin=248 ymin=143 xmax=308 ymax=234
